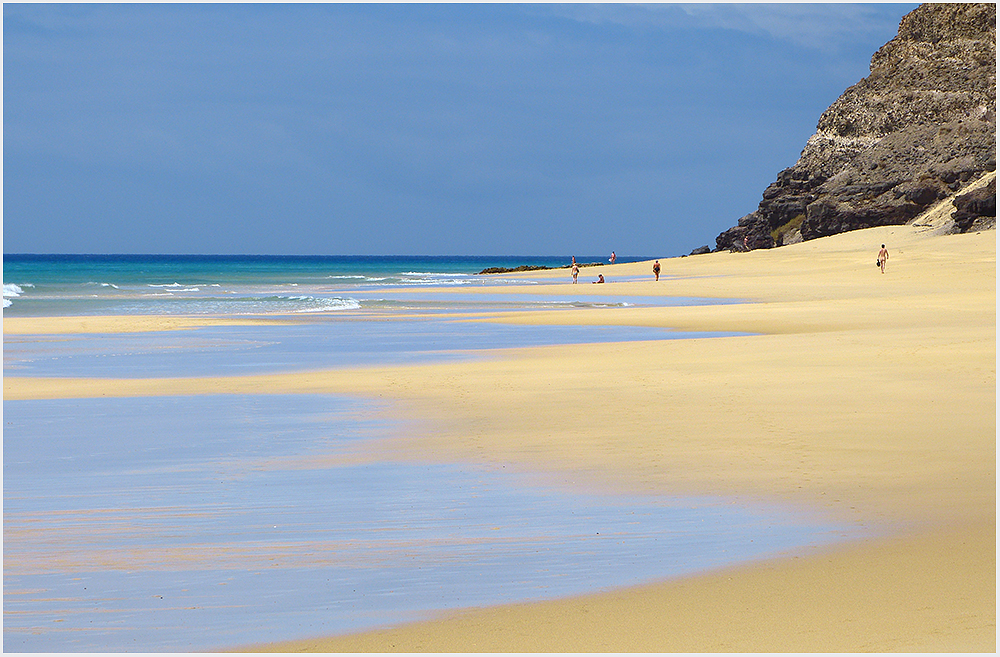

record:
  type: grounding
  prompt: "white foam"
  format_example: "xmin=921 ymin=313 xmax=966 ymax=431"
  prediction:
xmin=3 ymin=283 xmax=25 ymax=309
xmin=291 ymin=296 xmax=362 ymax=312
xmin=4 ymin=283 xmax=24 ymax=298
xmin=489 ymin=278 xmax=540 ymax=285
xmin=392 ymin=277 xmax=479 ymax=286
xmin=145 ymin=283 xmax=200 ymax=292
xmin=151 ymin=282 xmax=220 ymax=288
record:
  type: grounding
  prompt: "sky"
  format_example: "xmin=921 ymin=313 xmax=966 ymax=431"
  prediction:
xmin=3 ymin=3 xmax=919 ymax=257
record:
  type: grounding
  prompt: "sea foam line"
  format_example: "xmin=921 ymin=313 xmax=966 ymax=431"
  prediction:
xmin=3 ymin=283 xmax=30 ymax=308
xmin=403 ymin=271 xmax=472 ymax=277
xmin=4 ymin=283 xmax=25 ymax=298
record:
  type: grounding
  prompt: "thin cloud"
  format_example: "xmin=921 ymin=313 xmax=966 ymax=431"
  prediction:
xmin=543 ymin=3 xmax=915 ymax=53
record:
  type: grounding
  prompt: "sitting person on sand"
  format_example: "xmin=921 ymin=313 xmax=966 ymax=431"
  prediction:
xmin=593 ymin=274 xmax=605 ymax=284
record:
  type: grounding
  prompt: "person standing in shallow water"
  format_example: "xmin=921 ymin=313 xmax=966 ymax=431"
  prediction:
xmin=878 ymin=244 xmax=889 ymax=273
xmin=652 ymin=260 xmax=660 ymax=281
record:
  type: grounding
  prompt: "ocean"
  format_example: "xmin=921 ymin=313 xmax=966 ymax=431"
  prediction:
xmin=2 ymin=254 xmax=650 ymax=317
xmin=3 ymin=254 xmax=865 ymax=651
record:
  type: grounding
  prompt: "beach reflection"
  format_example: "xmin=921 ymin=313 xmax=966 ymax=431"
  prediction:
xmin=3 ymin=317 xmax=744 ymax=378
xmin=3 ymin=394 xmax=861 ymax=651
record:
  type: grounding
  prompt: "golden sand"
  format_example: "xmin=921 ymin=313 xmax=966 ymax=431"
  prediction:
xmin=4 ymin=224 xmax=995 ymax=652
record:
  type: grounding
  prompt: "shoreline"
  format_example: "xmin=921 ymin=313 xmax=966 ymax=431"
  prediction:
xmin=240 ymin=520 xmax=993 ymax=653
xmin=3 ymin=224 xmax=995 ymax=651
xmin=236 ymin=525 xmax=996 ymax=652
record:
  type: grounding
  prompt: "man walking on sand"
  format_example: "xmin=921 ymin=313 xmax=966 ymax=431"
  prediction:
xmin=571 ymin=262 xmax=579 ymax=283
xmin=878 ymin=244 xmax=889 ymax=273
xmin=652 ymin=260 xmax=660 ymax=281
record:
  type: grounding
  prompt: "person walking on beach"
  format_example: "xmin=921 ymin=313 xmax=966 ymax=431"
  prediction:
xmin=609 ymin=251 xmax=616 ymax=264
xmin=652 ymin=260 xmax=661 ymax=281
xmin=878 ymin=244 xmax=889 ymax=273
xmin=571 ymin=262 xmax=579 ymax=284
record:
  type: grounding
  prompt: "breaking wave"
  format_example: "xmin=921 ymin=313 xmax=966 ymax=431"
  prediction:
xmin=3 ymin=283 xmax=32 ymax=309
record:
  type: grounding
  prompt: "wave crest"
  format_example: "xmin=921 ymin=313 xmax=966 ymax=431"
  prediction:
xmin=4 ymin=283 xmax=27 ymax=308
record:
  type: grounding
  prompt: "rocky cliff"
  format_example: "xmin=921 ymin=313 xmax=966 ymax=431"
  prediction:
xmin=714 ymin=3 xmax=996 ymax=252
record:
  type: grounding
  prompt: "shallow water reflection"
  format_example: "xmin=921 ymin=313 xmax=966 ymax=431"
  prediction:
xmin=4 ymin=394 xmax=862 ymax=652
xmin=3 ymin=318 xmax=744 ymax=378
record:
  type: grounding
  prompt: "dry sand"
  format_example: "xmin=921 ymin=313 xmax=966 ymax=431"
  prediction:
xmin=4 ymin=224 xmax=995 ymax=652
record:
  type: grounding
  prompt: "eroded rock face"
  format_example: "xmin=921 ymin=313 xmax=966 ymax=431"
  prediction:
xmin=952 ymin=177 xmax=996 ymax=232
xmin=715 ymin=3 xmax=996 ymax=251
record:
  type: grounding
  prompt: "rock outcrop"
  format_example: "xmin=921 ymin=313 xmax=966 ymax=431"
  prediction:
xmin=951 ymin=176 xmax=996 ymax=232
xmin=715 ymin=3 xmax=996 ymax=252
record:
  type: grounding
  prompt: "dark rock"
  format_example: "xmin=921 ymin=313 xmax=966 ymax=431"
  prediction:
xmin=689 ymin=245 xmax=711 ymax=256
xmin=714 ymin=225 xmax=745 ymax=252
xmin=951 ymin=178 xmax=996 ymax=232
xmin=714 ymin=3 xmax=996 ymax=247
xmin=803 ymin=197 xmax=926 ymax=240
xmin=478 ymin=262 xmax=607 ymax=274
xmin=715 ymin=213 xmax=774 ymax=252
xmin=904 ymin=185 xmax=940 ymax=206
xmin=478 ymin=265 xmax=555 ymax=274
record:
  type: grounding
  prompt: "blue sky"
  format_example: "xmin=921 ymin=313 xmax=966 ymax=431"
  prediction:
xmin=4 ymin=3 xmax=918 ymax=256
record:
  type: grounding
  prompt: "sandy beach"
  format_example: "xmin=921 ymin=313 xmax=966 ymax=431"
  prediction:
xmin=4 ymin=223 xmax=995 ymax=651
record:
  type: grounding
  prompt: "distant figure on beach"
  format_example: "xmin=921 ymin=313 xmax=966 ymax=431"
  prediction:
xmin=593 ymin=274 xmax=605 ymax=284
xmin=609 ymin=251 xmax=616 ymax=264
xmin=571 ymin=262 xmax=579 ymax=283
xmin=652 ymin=260 xmax=661 ymax=281
xmin=878 ymin=244 xmax=889 ymax=273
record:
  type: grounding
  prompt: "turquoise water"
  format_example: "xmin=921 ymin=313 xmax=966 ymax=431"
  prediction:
xmin=3 ymin=254 xmax=654 ymax=316
xmin=3 ymin=254 xmax=863 ymax=651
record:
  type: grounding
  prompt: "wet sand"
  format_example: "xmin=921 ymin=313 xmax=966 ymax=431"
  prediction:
xmin=1 ymin=314 xmax=285 ymax=335
xmin=4 ymin=223 xmax=995 ymax=651
xmin=6 ymin=392 xmax=857 ymax=651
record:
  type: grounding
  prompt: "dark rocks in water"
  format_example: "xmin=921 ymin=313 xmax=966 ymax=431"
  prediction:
xmin=714 ymin=3 xmax=996 ymax=251
xmin=478 ymin=262 xmax=603 ymax=275
xmin=478 ymin=265 xmax=557 ymax=275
